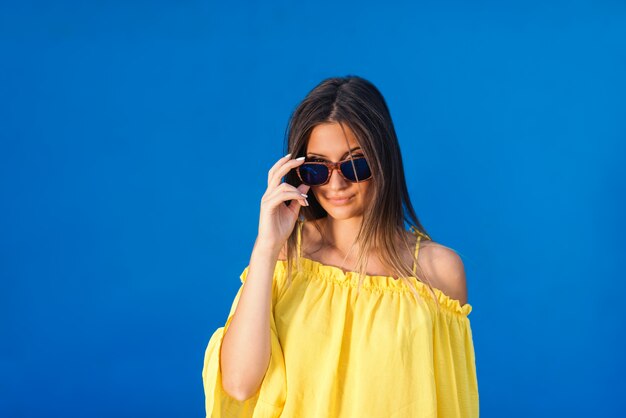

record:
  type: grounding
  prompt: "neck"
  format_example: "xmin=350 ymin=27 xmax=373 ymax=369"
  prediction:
xmin=321 ymin=215 xmax=365 ymax=258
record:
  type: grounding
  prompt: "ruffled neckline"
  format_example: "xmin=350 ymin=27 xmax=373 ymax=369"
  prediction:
xmin=272 ymin=256 xmax=472 ymax=316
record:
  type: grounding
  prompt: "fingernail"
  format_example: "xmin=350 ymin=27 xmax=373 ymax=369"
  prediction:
xmin=295 ymin=156 xmax=305 ymax=161
xmin=300 ymin=193 xmax=308 ymax=198
xmin=285 ymin=153 xmax=292 ymax=158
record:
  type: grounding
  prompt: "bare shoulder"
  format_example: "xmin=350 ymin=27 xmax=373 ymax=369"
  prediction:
xmin=417 ymin=240 xmax=469 ymax=305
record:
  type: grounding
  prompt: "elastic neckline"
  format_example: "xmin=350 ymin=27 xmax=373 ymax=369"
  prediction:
xmin=272 ymin=257 xmax=472 ymax=316
xmin=290 ymin=220 xmax=472 ymax=316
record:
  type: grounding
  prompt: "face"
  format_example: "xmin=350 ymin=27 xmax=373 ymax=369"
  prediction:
xmin=305 ymin=122 xmax=372 ymax=220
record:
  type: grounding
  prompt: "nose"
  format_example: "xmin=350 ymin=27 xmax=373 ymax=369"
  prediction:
xmin=327 ymin=166 xmax=349 ymax=189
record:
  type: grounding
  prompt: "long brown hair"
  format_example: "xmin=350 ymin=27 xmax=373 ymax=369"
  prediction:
xmin=282 ymin=75 xmax=440 ymax=308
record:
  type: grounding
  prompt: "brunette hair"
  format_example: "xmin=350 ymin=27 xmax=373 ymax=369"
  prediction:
xmin=282 ymin=75 xmax=440 ymax=308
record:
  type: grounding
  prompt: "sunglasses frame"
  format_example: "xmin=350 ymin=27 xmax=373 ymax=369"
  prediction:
xmin=295 ymin=156 xmax=373 ymax=186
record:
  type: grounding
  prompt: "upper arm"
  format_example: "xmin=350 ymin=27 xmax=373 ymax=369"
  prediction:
xmin=426 ymin=245 xmax=468 ymax=306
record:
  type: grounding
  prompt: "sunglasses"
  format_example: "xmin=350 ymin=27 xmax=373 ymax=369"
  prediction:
xmin=296 ymin=156 xmax=373 ymax=186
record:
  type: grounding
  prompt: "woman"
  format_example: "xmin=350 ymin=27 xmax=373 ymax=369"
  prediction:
xmin=202 ymin=76 xmax=479 ymax=417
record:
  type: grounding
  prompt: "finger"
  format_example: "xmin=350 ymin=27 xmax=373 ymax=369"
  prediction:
xmin=269 ymin=157 xmax=306 ymax=189
xmin=296 ymin=183 xmax=311 ymax=195
xmin=267 ymin=153 xmax=294 ymax=187
xmin=262 ymin=182 xmax=297 ymax=204
xmin=266 ymin=189 xmax=309 ymax=208
xmin=289 ymin=197 xmax=308 ymax=213
xmin=268 ymin=156 xmax=305 ymax=189
xmin=274 ymin=182 xmax=310 ymax=201
xmin=266 ymin=182 xmax=310 ymax=205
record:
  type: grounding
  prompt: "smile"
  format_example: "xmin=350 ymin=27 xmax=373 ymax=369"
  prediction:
xmin=327 ymin=195 xmax=353 ymax=205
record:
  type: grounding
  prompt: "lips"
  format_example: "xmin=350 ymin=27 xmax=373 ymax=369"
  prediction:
xmin=327 ymin=195 xmax=354 ymax=204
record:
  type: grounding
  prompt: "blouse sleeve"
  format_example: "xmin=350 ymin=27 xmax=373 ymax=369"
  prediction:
xmin=432 ymin=303 xmax=480 ymax=418
xmin=201 ymin=267 xmax=286 ymax=418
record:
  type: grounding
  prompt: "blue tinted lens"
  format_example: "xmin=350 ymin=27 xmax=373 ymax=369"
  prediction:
xmin=299 ymin=163 xmax=329 ymax=185
xmin=340 ymin=157 xmax=371 ymax=182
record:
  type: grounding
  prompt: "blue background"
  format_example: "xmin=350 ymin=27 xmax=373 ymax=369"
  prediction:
xmin=1 ymin=1 xmax=625 ymax=417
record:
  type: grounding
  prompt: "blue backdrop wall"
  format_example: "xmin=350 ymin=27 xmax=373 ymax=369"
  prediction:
xmin=1 ymin=1 xmax=625 ymax=417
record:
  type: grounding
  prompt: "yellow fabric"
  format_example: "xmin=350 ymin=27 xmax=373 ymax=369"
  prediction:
xmin=203 ymin=221 xmax=479 ymax=417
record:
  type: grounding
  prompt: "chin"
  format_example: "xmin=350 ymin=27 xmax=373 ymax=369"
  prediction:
xmin=321 ymin=204 xmax=364 ymax=220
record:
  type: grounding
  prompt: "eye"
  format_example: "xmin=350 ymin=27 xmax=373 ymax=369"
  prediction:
xmin=306 ymin=154 xmax=365 ymax=163
xmin=344 ymin=154 xmax=365 ymax=161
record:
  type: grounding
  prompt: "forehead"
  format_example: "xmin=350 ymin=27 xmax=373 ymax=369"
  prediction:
xmin=307 ymin=122 xmax=360 ymax=156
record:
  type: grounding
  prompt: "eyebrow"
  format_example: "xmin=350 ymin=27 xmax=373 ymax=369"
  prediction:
xmin=306 ymin=147 xmax=362 ymax=158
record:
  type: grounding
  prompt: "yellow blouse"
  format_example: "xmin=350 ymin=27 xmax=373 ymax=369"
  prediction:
xmin=202 ymin=220 xmax=479 ymax=417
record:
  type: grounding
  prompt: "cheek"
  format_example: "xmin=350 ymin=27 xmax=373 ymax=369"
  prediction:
xmin=354 ymin=181 xmax=371 ymax=196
